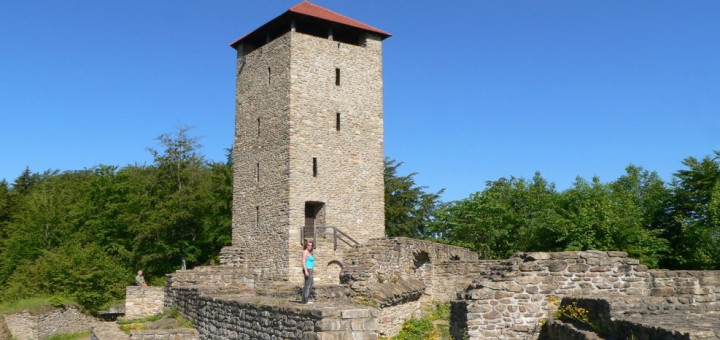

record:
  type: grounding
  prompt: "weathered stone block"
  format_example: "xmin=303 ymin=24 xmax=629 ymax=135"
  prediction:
xmin=317 ymin=319 xmax=350 ymax=331
xmin=483 ymin=311 xmax=502 ymax=320
xmin=548 ymin=261 xmax=567 ymax=272
xmin=567 ymin=264 xmax=590 ymax=273
xmin=350 ymin=318 xmax=378 ymax=331
xmin=650 ymin=287 xmax=675 ymax=297
xmin=607 ymin=251 xmax=628 ymax=257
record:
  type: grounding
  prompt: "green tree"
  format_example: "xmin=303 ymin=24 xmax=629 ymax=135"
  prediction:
xmin=559 ymin=174 xmax=668 ymax=267
xmin=76 ymin=165 xmax=139 ymax=263
xmin=0 ymin=179 xmax=10 ymax=287
xmin=0 ymin=128 xmax=235 ymax=307
xmin=1 ymin=242 xmax=129 ymax=312
xmin=384 ymin=158 xmax=443 ymax=238
xmin=134 ymin=126 xmax=212 ymax=271
xmin=609 ymin=165 xmax=671 ymax=267
xmin=432 ymin=173 xmax=561 ymax=259
xmin=197 ymin=152 xmax=233 ymax=264
xmin=11 ymin=167 xmax=42 ymax=196
xmin=0 ymin=170 xmax=72 ymax=285
xmin=0 ymin=179 xmax=10 ymax=224
xmin=664 ymin=151 xmax=720 ymax=269
xmin=513 ymin=173 xmax=568 ymax=253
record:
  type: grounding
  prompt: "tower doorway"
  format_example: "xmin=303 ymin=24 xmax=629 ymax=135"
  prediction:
xmin=303 ymin=201 xmax=325 ymax=243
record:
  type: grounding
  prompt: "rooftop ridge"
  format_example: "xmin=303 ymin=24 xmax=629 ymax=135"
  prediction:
xmin=288 ymin=1 xmax=391 ymax=37
xmin=230 ymin=1 xmax=390 ymax=48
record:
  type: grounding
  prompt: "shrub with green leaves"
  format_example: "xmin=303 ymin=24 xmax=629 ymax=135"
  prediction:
xmin=1 ymin=242 xmax=129 ymax=312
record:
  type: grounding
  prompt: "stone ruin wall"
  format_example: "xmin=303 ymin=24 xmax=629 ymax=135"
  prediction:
xmin=164 ymin=241 xmax=720 ymax=339
xmin=341 ymin=237 xmax=479 ymax=297
xmin=164 ymin=275 xmax=378 ymax=340
xmin=456 ymin=250 xmax=720 ymax=339
xmin=340 ymin=237 xmax=482 ymax=335
xmin=1 ymin=306 xmax=99 ymax=340
xmin=125 ymin=286 xmax=165 ymax=319
xmin=164 ymin=266 xmax=376 ymax=339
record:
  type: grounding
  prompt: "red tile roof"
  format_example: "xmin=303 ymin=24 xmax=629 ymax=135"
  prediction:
xmin=230 ymin=1 xmax=390 ymax=48
xmin=288 ymin=1 xmax=391 ymax=37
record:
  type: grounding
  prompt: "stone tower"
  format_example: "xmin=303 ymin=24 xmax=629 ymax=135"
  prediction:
xmin=221 ymin=2 xmax=391 ymax=284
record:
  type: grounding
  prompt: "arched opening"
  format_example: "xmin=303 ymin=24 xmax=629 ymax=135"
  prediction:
xmin=326 ymin=260 xmax=343 ymax=285
xmin=413 ymin=251 xmax=431 ymax=270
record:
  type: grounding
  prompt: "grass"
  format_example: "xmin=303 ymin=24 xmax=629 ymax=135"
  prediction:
xmin=46 ymin=331 xmax=91 ymax=340
xmin=0 ymin=296 xmax=78 ymax=316
xmin=117 ymin=308 xmax=194 ymax=334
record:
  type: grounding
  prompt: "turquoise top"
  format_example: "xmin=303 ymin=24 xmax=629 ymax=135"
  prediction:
xmin=305 ymin=253 xmax=315 ymax=269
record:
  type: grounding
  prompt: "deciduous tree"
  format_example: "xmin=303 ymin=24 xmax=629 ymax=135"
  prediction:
xmin=384 ymin=158 xmax=443 ymax=238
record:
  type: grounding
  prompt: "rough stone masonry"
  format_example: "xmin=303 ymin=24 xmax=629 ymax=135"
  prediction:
xmin=130 ymin=2 xmax=720 ymax=340
xmin=220 ymin=1 xmax=389 ymax=286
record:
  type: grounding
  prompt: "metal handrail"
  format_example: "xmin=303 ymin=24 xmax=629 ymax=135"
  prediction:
xmin=300 ymin=225 xmax=359 ymax=250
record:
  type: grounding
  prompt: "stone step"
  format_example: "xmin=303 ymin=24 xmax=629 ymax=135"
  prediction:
xmin=91 ymin=322 xmax=130 ymax=340
xmin=315 ymin=331 xmax=378 ymax=340
xmin=543 ymin=319 xmax=603 ymax=340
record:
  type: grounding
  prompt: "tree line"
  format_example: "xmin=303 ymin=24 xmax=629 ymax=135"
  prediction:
xmin=385 ymin=152 xmax=720 ymax=270
xmin=0 ymin=127 xmax=232 ymax=311
xmin=0 ymin=126 xmax=718 ymax=311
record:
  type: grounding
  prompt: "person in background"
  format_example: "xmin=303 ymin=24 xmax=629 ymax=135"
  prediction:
xmin=301 ymin=240 xmax=315 ymax=304
xmin=135 ymin=270 xmax=148 ymax=286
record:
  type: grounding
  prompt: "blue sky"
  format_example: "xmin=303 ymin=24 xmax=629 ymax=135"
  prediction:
xmin=1 ymin=1 xmax=718 ymax=202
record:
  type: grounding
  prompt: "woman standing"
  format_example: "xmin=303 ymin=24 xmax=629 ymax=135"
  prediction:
xmin=301 ymin=240 xmax=315 ymax=304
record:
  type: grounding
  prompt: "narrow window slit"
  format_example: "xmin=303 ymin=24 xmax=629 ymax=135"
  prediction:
xmin=313 ymin=157 xmax=318 ymax=177
xmin=336 ymin=113 xmax=341 ymax=131
xmin=335 ymin=68 xmax=340 ymax=86
xmin=257 ymin=118 xmax=261 ymax=137
xmin=256 ymin=163 xmax=260 ymax=182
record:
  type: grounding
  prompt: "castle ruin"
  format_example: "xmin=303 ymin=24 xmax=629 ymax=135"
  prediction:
xmin=117 ymin=2 xmax=720 ymax=339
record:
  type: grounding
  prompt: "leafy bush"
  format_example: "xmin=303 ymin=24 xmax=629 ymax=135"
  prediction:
xmin=1 ymin=242 xmax=129 ymax=312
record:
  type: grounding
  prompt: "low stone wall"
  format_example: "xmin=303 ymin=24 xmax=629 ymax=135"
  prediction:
xmin=125 ymin=286 xmax=165 ymax=319
xmin=2 ymin=306 xmax=98 ymax=340
xmin=2 ymin=312 xmax=34 ymax=340
xmin=342 ymin=237 xmax=478 ymax=296
xmin=377 ymin=299 xmax=422 ymax=336
xmin=457 ymin=251 xmax=720 ymax=339
xmin=166 ymin=266 xmax=256 ymax=290
xmin=169 ymin=285 xmax=378 ymax=339
xmin=546 ymin=296 xmax=720 ymax=339
xmin=645 ymin=269 xmax=720 ymax=310
xmin=0 ymin=316 xmax=11 ymax=340
xmin=164 ymin=265 xmax=256 ymax=310
xmin=340 ymin=237 xmax=480 ymax=337
xmin=459 ymin=251 xmax=650 ymax=339
xmin=163 ymin=247 xmax=720 ymax=339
